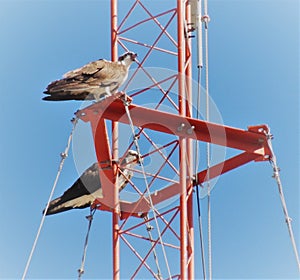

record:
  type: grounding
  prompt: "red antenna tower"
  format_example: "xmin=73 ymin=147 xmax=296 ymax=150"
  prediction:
xmin=76 ymin=1 xmax=272 ymax=278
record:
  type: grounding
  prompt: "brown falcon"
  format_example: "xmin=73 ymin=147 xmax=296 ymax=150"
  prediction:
xmin=43 ymin=52 xmax=137 ymax=101
xmin=43 ymin=150 xmax=140 ymax=215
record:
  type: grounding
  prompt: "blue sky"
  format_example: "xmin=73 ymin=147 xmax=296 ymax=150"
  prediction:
xmin=0 ymin=0 xmax=299 ymax=279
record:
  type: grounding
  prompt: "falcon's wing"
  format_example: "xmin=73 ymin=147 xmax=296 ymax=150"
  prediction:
xmin=63 ymin=59 xmax=106 ymax=79
xmin=63 ymin=59 xmax=126 ymax=87
xmin=58 ymin=163 xmax=101 ymax=202
xmin=43 ymin=60 xmax=127 ymax=101
xmin=44 ymin=163 xmax=102 ymax=215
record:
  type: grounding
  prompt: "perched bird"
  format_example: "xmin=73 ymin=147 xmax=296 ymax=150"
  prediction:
xmin=43 ymin=150 xmax=140 ymax=215
xmin=43 ymin=52 xmax=137 ymax=101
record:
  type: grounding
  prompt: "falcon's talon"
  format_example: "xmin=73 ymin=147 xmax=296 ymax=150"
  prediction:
xmin=119 ymin=93 xmax=132 ymax=105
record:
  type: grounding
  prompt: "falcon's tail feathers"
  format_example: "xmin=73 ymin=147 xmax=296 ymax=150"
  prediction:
xmin=43 ymin=197 xmax=88 ymax=215
xmin=43 ymin=95 xmax=75 ymax=101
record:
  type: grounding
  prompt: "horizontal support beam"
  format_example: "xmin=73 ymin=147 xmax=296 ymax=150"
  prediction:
xmin=77 ymin=97 xmax=272 ymax=157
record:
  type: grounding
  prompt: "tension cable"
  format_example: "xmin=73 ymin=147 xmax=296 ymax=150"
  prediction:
xmin=194 ymin=0 xmax=208 ymax=278
xmin=78 ymin=208 xmax=96 ymax=280
xmin=266 ymin=132 xmax=300 ymax=272
xmin=144 ymin=215 xmax=163 ymax=280
xmin=202 ymin=0 xmax=212 ymax=278
xmin=22 ymin=117 xmax=78 ymax=280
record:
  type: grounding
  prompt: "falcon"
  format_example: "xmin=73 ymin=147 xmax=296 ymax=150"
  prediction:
xmin=43 ymin=52 xmax=137 ymax=101
xmin=43 ymin=150 xmax=140 ymax=215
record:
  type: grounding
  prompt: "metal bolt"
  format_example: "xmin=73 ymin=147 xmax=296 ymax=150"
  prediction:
xmin=146 ymin=225 xmax=154 ymax=231
xmin=60 ymin=152 xmax=67 ymax=159
xmin=187 ymin=126 xmax=195 ymax=135
xmin=177 ymin=123 xmax=185 ymax=132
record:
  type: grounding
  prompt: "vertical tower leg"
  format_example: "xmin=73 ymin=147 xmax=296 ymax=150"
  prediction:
xmin=111 ymin=1 xmax=119 ymax=280
xmin=178 ymin=0 xmax=188 ymax=279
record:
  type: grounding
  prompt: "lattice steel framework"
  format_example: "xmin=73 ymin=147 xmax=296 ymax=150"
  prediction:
xmin=76 ymin=1 xmax=272 ymax=279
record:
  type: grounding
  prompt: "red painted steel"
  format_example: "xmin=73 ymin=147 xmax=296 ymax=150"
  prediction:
xmin=90 ymin=118 xmax=115 ymax=208
xmin=110 ymin=1 xmax=119 ymax=279
xmin=177 ymin=0 xmax=188 ymax=278
xmin=77 ymin=99 xmax=271 ymax=158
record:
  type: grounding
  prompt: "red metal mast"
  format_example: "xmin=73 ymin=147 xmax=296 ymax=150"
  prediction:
xmin=76 ymin=1 xmax=272 ymax=278
xmin=111 ymin=1 xmax=119 ymax=279
xmin=178 ymin=0 xmax=186 ymax=278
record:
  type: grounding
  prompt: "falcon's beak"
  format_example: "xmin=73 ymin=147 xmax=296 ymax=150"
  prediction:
xmin=131 ymin=53 xmax=138 ymax=61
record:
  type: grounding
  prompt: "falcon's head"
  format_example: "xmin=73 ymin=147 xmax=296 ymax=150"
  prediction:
xmin=118 ymin=52 xmax=137 ymax=67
